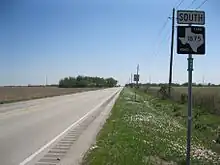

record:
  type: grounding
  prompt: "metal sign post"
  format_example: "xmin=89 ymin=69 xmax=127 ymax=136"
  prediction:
xmin=186 ymin=53 xmax=193 ymax=165
xmin=135 ymin=87 xmax=137 ymax=101
xmin=177 ymin=10 xmax=206 ymax=165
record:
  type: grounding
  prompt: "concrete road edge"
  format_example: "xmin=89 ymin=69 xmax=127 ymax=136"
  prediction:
xmin=58 ymin=88 xmax=122 ymax=165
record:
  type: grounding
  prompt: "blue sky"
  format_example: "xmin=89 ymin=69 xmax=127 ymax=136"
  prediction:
xmin=0 ymin=0 xmax=219 ymax=85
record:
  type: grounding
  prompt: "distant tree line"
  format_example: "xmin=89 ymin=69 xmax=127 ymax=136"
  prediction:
xmin=59 ymin=76 xmax=118 ymax=88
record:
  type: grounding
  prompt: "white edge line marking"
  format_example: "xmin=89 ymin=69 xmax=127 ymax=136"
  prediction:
xmin=19 ymin=89 xmax=119 ymax=165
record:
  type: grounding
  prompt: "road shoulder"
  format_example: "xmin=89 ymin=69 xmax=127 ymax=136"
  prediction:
xmin=58 ymin=91 xmax=121 ymax=165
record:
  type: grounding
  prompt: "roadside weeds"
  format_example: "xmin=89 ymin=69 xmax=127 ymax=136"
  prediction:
xmin=82 ymin=88 xmax=220 ymax=165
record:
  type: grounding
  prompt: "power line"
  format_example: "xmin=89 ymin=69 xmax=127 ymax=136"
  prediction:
xmin=187 ymin=0 xmax=198 ymax=8
xmin=158 ymin=17 xmax=170 ymax=37
xmin=174 ymin=0 xmax=182 ymax=8
xmin=154 ymin=27 xmax=171 ymax=56
xmin=157 ymin=0 xmax=184 ymax=39
xmin=156 ymin=0 xmax=185 ymax=45
xmin=196 ymin=0 xmax=209 ymax=9
xmin=152 ymin=0 xmax=185 ymax=57
xmin=175 ymin=0 xmax=186 ymax=9
xmin=152 ymin=16 xmax=170 ymax=57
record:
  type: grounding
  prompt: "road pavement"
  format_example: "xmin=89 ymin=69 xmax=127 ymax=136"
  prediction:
xmin=0 ymin=87 xmax=121 ymax=165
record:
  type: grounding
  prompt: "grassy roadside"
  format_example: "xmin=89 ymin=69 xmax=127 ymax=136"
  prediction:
xmin=82 ymin=88 xmax=220 ymax=165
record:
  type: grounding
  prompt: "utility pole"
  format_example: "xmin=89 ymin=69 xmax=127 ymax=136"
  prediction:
xmin=136 ymin=64 xmax=139 ymax=87
xmin=134 ymin=64 xmax=139 ymax=101
xmin=45 ymin=75 xmax=48 ymax=87
xmin=202 ymin=75 xmax=205 ymax=85
xmin=168 ymin=8 xmax=175 ymax=97
xmin=131 ymin=73 xmax=133 ymax=84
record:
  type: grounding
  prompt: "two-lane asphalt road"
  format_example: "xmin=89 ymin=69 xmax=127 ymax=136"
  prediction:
xmin=0 ymin=88 xmax=121 ymax=165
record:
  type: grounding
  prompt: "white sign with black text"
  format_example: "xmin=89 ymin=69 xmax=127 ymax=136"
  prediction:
xmin=177 ymin=10 xmax=205 ymax=25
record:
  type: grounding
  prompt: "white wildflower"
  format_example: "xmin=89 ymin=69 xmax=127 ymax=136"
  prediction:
xmin=90 ymin=145 xmax=98 ymax=150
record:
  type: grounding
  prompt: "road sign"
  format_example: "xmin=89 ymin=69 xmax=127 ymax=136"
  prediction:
xmin=177 ymin=10 xmax=205 ymax=25
xmin=177 ymin=26 xmax=205 ymax=54
xmin=133 ymin=74 xmax=139 ymax=82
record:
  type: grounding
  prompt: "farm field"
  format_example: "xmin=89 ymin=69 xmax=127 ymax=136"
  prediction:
xmin=174 ymin=87 xmax=220 ymax=95
xmin=0 ymin=87 xmax=99 ymax=104
xmin=148 ymin=86 xmax=220 ymax=94
xmin=173 ymin=87 xmax=220 ymax=115
xmin=145 ymin=86 xmax=220 ymax=115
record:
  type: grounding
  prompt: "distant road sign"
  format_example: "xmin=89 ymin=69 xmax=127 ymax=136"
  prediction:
xmin=177 ymin=26 xmax=205 ymax=54
xmin=133 ymin=74 xmax=139 ymax=82
xmin=177 ymin=10 xmax=205 ymax=25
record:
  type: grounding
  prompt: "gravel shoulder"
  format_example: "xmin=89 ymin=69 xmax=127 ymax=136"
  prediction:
xmin=58 ymin=90 xmax=121 ymax=165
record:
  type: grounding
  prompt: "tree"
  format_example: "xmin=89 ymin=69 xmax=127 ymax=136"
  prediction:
xmin=197 ymin=83 xmax=203 ymax=87
xmin=58 ymin=76 xmax=118 ymax=88
xmin=182 ymin=82 xmax=188 ymax=86
xmin=105 ymin=78 xmax=118 ymax=87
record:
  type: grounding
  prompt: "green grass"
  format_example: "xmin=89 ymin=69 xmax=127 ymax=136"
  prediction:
xmin=82 ymin=88 xmax=220 ymax=165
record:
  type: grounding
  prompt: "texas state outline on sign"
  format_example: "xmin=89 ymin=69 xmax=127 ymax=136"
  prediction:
xmin=179 ymin=27 xmax=204 ymax=52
